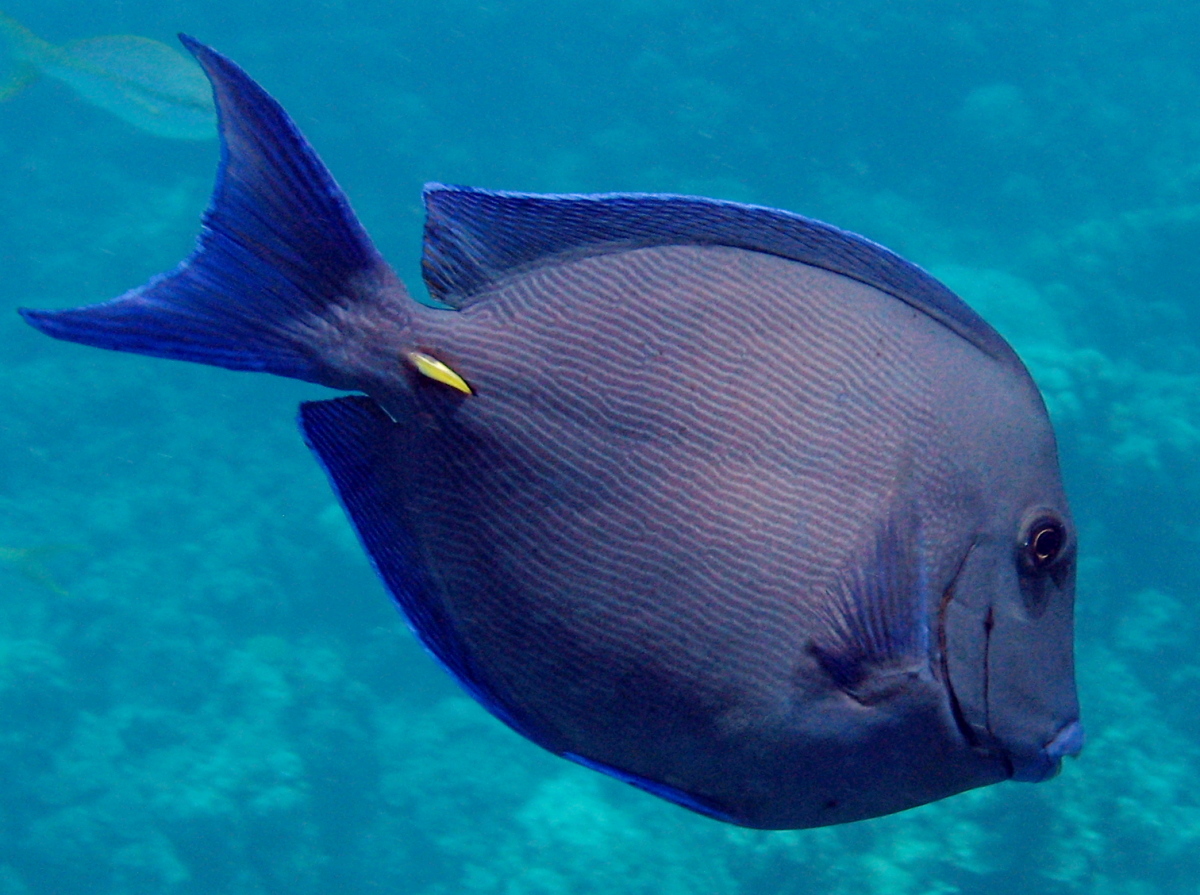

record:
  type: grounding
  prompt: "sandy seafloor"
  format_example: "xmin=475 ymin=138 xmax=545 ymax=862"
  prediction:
xmin=1 ymin=1 xmax=1199 ymax=892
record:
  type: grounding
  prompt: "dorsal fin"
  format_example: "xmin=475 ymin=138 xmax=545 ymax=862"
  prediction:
xmin=421 ymin=184 xmax=1016 ymax=363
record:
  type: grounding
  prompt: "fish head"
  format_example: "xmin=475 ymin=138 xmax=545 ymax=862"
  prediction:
xmin=939 ymin=376 xmax=1082 ymax=784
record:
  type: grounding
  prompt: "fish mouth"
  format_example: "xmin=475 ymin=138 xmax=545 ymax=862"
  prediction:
xmin=1010 ymin=719 xmax=1085 ymax=782
xmin=938 ymin=538 xmax=1084 ymax=782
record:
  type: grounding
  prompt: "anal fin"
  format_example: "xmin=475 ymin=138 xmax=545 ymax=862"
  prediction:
xmin=299 ymin=396 xmax=540 ymax=741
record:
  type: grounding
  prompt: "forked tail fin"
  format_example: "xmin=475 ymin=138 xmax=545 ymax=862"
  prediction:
xmin=19 ymin=36 xmax=410 ymax=388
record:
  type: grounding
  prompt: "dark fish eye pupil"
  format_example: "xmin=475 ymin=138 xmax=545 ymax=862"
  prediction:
xmin=1030 ymin=524 xmax=1064 ymax=566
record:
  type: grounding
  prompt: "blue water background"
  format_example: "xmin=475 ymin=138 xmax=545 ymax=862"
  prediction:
xmin=1 ymin=1 xmax=1196 ymax=892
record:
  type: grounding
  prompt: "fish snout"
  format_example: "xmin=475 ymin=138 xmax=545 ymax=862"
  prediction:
xmin=1010 ymin=719 xmax=1085 ymax=782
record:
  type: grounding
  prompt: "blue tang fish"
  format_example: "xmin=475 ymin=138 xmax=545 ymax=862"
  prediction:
xmin=19 ymin=39 xmax=1082 ymax=829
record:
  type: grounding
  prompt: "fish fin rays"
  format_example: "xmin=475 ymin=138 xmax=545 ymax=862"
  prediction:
xmin=298 ymin=396 xmax=543 ymax=742
xmin=809 ymin=516 xmax=930 ymax=703
xmin=19 ymin=37 xmax=401 ymax=387
xmin=563 ymin=752 xmax=739 ymax=824
xmin=420 ymin=184 xmax=1014 ymax=363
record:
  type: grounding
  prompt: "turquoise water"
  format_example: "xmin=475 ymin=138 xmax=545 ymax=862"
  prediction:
xmin=1 ymin=1 xmax=1196 ymax=892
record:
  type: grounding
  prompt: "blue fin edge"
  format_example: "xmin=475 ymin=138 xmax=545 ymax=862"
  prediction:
xmin=301 ymin=398 xmax=741 ymax=822
xmin=421 ymin=184 xmax=1014 ymax=362
xmin=563 ymin=752 xmax=738 ymax=824
xmin=19 ymin=36 xmax=397 ymax=388
xmin=298 ymin=395 xmax=543 ymax=744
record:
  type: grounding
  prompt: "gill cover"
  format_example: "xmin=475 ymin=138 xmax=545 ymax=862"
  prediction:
xmin=941 ymin=509 xmax=1081 ymax=781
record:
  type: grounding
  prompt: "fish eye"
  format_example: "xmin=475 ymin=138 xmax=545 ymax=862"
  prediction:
xmin=1019 ymin=513 xmax=1069 ymax=574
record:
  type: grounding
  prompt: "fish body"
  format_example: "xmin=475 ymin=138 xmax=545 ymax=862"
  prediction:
xmin=0 ymin=12 xmax=214 ymax=139
xmin=19 ymin=39 xmax=1082 ymax=828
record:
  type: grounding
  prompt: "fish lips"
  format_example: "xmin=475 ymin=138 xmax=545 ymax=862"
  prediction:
xmin=939 ymin=536 xmax=1083 ymax=782
xmin=1012 ymin=718 xmax=1086 ymax=782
